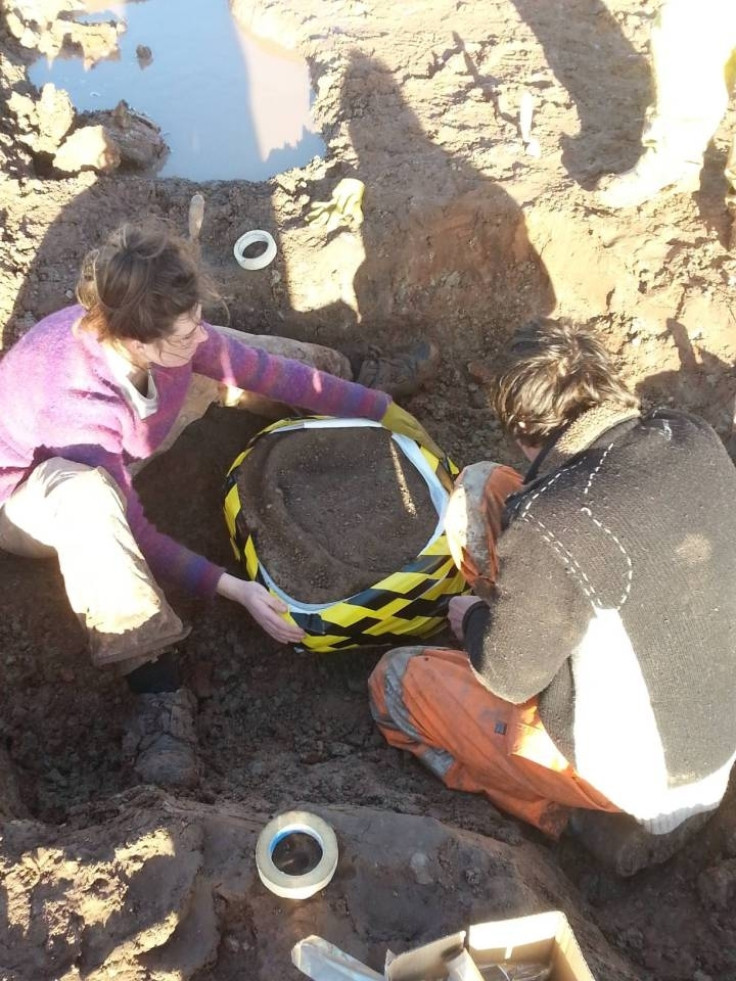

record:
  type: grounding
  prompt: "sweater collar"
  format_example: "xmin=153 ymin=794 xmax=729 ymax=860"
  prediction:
xmin=526 ymin=401 xmax=641 ymax=482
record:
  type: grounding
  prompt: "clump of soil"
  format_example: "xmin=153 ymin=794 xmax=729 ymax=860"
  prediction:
xmin=236 ymin=426 xmax=437 ymax=603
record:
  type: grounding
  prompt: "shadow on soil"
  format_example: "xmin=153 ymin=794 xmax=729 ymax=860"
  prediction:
xmin=510 ymin=0 xmax=651 ymax=184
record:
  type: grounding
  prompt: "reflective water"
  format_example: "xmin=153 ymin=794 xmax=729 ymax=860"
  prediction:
xmin=29 ymin=0 xmax=325 ymax=181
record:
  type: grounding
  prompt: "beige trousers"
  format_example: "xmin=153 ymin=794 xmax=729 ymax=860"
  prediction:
xmin=643 ymin=0 xmax=736 ymax=183
xmin=0 ymin=327 xmax=351 ymax=673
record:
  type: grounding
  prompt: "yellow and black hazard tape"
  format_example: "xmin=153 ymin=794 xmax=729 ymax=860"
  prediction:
xmin=223 ymin=417 xmax=469 ymax=652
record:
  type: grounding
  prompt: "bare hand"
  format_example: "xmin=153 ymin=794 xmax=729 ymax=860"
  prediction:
xmin=448 ymin=595 xmax=484 ymax=642
xmin=217 ymin=574 xmax=305 ymax=644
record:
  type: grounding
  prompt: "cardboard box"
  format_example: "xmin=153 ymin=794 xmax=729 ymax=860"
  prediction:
xmin=385 ymin=911 xmax=595 ymax=981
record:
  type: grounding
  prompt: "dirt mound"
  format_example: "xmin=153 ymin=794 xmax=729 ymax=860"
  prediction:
xmin=0 ymin=789 xmax=641 ymax=981
xmin=236 ymin=426 xmax=436 ymax=603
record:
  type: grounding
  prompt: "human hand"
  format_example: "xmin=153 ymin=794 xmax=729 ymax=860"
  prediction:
xmin=306 ymin=178 xmax=365 ymax=232
xmin=448 ymin=595 xmax=484 ymax=642
xmin=217 ymin=574 xmax=305 ymax=644
xmin=381 ymin=402 xmax=444 ymax=459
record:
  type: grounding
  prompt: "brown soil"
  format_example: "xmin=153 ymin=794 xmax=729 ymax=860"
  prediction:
xmin=2 ymin=1 xmax=736 ymax=979
xmin=236 ymin=426 xmax=436 ymax=603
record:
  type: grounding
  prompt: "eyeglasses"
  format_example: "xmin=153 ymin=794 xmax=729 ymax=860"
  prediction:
xmin=161 ymin=309 xmax=205 ymax=351
xmin=163 ymin=326 xmax=203 ymax=350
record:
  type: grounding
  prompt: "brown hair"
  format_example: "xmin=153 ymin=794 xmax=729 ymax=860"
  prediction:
xmin=76 ymin=222 xmax=209 ymax=343
xmin=493 ymin=318 xmax=639 ymax=445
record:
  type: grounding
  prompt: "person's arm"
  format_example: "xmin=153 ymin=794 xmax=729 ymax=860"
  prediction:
xmin=104 ymin=453 xmax=226 ymax=597
xmin=455 ymin=522 xmax=591 ymax=704
xmin=192 ymin=326 xmax=391 ymax=421
xmin=194 ymin=326 xmax=443 ymax=455
xmin=105 ymin=456 xmax=304 ymax=642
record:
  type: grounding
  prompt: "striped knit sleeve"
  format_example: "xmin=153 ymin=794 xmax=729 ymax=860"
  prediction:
xmin=89 ymin=449 xmax=225 ymax=598
xmin=126 ymin=487 xmax=225 ymax=598
xmin=191 ymin=326 xmax=391 ymax=422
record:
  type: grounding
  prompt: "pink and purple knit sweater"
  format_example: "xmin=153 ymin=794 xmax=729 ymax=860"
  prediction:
xmin=0 ymin=305 xmax=390 ymax=597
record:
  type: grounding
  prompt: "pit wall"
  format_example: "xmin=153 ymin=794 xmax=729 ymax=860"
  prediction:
xmin=2 ymin=0 xmax=735 ymax=434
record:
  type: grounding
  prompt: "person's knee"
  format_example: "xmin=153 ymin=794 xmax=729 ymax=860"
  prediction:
xmin=77 ymin=466 xmax=125 ymax=509
xmin=33 ymin=456 xmax=94 ymax=490
xmin=369 ymin=645 xmax=426 ymax=721
xmin=35 ymin=456 xmax=119 ymax=490
xmin=446 ymin=462 xmax=514 ymax=580
xmin=456 ymin=461 xmax=502 ymax=491
xmin=188 ymin=373 xmax=222 ymax=409
xmin=446 ymin=462 xmax=499 ymax=534
xmin=43 ymin=463 xmax=126 ymax=528
xmin=371 ymin=645 xmax=423 ymax=685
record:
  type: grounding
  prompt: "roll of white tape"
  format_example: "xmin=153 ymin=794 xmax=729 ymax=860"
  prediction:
xmin=255 ymin=810 xmax=338 ymax=900
xmin=233 ymin=230 xmax=277 ymax=270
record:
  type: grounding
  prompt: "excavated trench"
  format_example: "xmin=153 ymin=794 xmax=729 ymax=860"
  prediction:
xmin=3 ymin=1 xmax=736 ymax=979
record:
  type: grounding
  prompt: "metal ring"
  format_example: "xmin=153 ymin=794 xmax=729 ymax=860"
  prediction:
xmin=255 ymin=810 xmax=338 ymax=900
xmin=233 ymin=230 xmax=277 ymax=270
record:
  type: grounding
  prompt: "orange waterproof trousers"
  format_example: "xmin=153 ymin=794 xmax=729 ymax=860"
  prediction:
xmin=368 ymin=462 xmax=618 ymax=837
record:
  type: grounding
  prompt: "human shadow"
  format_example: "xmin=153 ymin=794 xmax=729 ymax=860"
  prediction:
xmin=693 ymin=56 xmax=736 ymax=246
xmin=279 ymin=49 xmax=555 ymax=375
xmin=694 ymin=148 xmax=736 ymax=251
xmin=637 ymin=319 xmax=736 ymax=448
xmin=509 ymin=0 xmax=652 ymax=184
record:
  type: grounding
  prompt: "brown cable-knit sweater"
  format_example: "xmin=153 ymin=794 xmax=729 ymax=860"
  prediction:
xmin=463 ymin=405 xmax=736 ymax=832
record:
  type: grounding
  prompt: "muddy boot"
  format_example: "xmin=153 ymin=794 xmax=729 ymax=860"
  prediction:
xmin=123 ymin=688 xmax=201 ymax=790
xmin=356 ymin=340 xmax=440 ymax=400
xmin=595 ymin=151 xmax=701 ymax=210
xmin=568 ymin=808 xmax=712 ymax=877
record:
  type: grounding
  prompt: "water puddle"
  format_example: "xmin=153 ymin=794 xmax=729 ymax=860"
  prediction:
xmin=28 ymin=0 xmax=325 ymax=181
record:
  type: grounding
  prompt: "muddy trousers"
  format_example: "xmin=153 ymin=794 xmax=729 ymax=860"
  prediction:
xmin=642 ymin=0 xmax=736 ymax=185
xmin=0 ymin=328 xmax=352 ymax=675
xmin=368 ymin=462 xmax=619 ymax=837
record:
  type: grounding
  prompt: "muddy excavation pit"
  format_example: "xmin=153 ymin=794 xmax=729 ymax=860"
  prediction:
xmin=2 ymin=1 xmax=736 ymax=979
